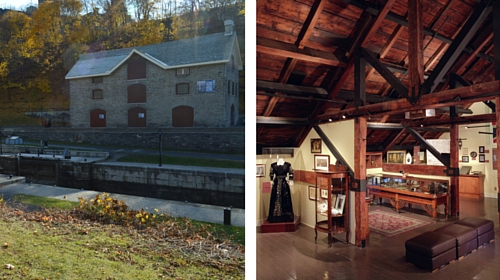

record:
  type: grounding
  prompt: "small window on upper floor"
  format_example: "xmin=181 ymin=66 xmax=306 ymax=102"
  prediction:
xmin=176 ymin=67 xmax=190 ymax=76
xmin=92 ymin=89 xmax=103 ymax=99
xmin=176 ymin=83 xmax=190 ymax=94
xmin=231 ymin=56 xmax=235 ymax=71
xmin=92 ymin=77 xmax=103 ymax=83
xmin=127 ymin=57 xmax=147 ymax=80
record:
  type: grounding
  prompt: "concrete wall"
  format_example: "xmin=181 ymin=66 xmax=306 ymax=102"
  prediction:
xmin=2 ymin=127 xmax=244 ymax=153
xmin=70 ymin=57 xmax=239 ymax=128
xmin=0 ymin=157 xmax=244 ymax=208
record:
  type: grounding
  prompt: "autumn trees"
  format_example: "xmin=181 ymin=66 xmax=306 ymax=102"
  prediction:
xmin=0 ymin=0 xmax=244 ymax=103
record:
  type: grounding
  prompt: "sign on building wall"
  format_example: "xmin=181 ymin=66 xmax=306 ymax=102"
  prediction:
xmin=197 ymin=80 xmax=216 ymax=93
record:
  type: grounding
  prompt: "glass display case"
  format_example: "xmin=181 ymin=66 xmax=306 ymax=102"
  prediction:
xmin=368 ymin=175 xmax=450 ymax=220
xmin=314 ymin=171 xmax=349 ymax=246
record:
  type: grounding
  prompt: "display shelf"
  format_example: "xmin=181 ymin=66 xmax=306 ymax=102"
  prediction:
xmin=366 ymin=152 xmax=382 ymax=168
xmin=314 ymin=171 xmax=349 ymax=247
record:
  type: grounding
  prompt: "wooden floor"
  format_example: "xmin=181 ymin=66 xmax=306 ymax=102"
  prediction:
xmin=257 ymin=197 xmax=500 ymax=279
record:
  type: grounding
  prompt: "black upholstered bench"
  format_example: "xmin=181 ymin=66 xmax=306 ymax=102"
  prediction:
xmin=434 ymin=224 xmax=477 ymax=259
xmin=455 ymin=217 xmax=494 ymax=247
xmin=405 ymin=231 xmax=456 ymax=271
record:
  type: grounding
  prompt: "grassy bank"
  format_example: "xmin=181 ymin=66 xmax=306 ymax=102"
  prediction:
xmin=0 ymin=194 xmax=244 ymax=279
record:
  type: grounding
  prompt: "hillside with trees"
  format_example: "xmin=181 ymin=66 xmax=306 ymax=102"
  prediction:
xmin=0 ymin=0 xmax=245 ymax=126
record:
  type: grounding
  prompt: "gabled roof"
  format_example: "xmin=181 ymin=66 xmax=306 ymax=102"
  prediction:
xmin=66 ymin=32 xmax=242 ymax=79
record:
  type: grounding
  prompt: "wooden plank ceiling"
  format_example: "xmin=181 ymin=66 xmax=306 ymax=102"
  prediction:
xmin=256 ymin=0 xmax=499 ymax=152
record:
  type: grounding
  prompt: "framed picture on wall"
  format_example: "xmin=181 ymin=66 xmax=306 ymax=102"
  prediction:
xmin=314 ymin=155 xmax=330 ymax=171
xmin=479 ymin=146 xmax=485 ymax=153
xmin=308 ymin=186 xmax=317 ymax=201
xmin=462 ymin=156 xmax=469 ymax=163
xmin=479 ymin=154 xmax=486 ymax=163
xmin=311 ymin=138 xmax=322 ymax=153
xmin=256 ymin=164 xmax=265 ymax=177
xmin=387 ymin=150 xmax=405 ymax=164
xmin=320 ymin=188 xmax=329 ymax=199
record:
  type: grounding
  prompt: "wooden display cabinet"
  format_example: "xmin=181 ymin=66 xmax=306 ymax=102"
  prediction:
xmin=366 ymin=152 xmax=382 ymax=168
xmin=314 ymin=171 xmax=349 ymax=247
xmin=459 ymin=174 xmax=485 ymax=199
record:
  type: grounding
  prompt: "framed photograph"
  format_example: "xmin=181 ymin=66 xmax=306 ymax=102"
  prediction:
xmin=462 ymin=156 xmax=469 ymax=163
xmin=256 ymin=164 xmax=265 ymax=177
xmin=311 ymin=138 xmax=322 ymax=153
xmin=462 ymin=148 xmax=468 ymax=156
xmin=320 ymin=188 xmax=329 ymax=199
xmin=314 ymin=155 xmax=330 ymax=171
xmin=479 ymin=154 xmax=486 ymax=163
xmin=479 ymin=146 xmax=485 ymax=153
xmin=308 ymin=186 xmax=317 ymax=201
xmin=334 ymin=194 xmax=346 ymax=215
xmin=387 ymin=150 xmax=405 ymax=164
xmin=493 ymin=148 xmax=497 ymax=170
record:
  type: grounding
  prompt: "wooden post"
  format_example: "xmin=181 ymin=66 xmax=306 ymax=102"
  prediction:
xmin=450 ymin=123 xmax=459 ymax=216
xmin=413 ymin=146 xmax=420 ymax=165
xmin=408 ymin=0 xmax=424 ymax=101
xmin=354 ymin=117 xmax=368 ymax=247
xmin=496 ymin=97 xmax=500 ymax=225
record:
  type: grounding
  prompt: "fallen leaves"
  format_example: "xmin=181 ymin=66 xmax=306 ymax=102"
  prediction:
xmin=0 ymin=195 xmax=245 ymax=276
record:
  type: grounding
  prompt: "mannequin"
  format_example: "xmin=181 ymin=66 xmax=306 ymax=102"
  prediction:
xmin=267 ymin=159 xmax=294 ymax=223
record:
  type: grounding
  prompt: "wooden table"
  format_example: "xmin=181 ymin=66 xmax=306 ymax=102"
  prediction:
xmin=368 ymin=185 xmax=449 ymax=220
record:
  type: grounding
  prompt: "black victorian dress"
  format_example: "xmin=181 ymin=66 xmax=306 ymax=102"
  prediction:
xmin=267 ymin=162 xmax=295 ymax=223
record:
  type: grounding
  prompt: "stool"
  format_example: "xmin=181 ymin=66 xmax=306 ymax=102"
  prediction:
xmin=405 ymin=231 xmax=456 ymax=271
xmin=434 ymin=224 xmax=477 ymax=259
xmin=455 ymin=217 xmax=494 ymax=246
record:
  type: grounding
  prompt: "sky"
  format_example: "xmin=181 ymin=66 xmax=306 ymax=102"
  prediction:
xmin=0 ymin=0 xmax=37 ymax=11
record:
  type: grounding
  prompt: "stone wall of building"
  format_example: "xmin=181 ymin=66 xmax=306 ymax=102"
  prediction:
xmin=70 ymin=56 xmax=239 ymax=128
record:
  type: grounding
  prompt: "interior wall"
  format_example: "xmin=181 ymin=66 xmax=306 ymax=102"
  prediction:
xmin=256 ymin=120 xmax=356 ymax=240
xmin=455 ymin=102 xmax=497 ymax=197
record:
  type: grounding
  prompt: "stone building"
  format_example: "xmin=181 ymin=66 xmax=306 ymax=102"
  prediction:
xmin=66 ymin=20 xmax=242 ymax=128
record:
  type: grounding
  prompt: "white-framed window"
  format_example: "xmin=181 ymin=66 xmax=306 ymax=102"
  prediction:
xmin=98 ymin=114 xmax=105 ymax=119
xmin=138 ymin=113 xmax=145 ymax=118
xmin=176 ymin=67 xmax=190 ymax=75
xmin=197 ymin=80 xmax=215 ymax=93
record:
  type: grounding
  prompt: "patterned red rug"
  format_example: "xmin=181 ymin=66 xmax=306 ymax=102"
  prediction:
xmin=369 ymin=210 xmax=431 ymax=236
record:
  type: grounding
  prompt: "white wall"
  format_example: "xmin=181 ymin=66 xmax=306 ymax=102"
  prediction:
xmin=455 ymin=102 xmax=498 ymax=197
xmin=256 ymin=120 xmax=356 ymax=244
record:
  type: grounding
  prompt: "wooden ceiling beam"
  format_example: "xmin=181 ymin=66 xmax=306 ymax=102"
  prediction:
xmin=257 ymin=116 xmax=310 ymax=125
xmin=260 ymin=0 xmax=328 ymax=122
xmin=256 ymin=37 xmax=346 ymax=67
xmin=416 ymin=113 xmax=497 ymax=126
xmin=366 ymin=15 xmax=405 ymax=81
xmin=318 ymin=0 xmax=396 ymax=114
xmin=317 ymin=81 xmax=500 ymax=120
xmin=296 ymin=0 xmax=326 ymax=49
xmin=381 ymin=129 xmax=406 ymax=155
xmin=421 ymin=1 xmax=492 ymax=94
xmin=494 ymin=0 xmax=500 ymax=80
xmin=343 ymin=0 xmax=456 ymax=47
